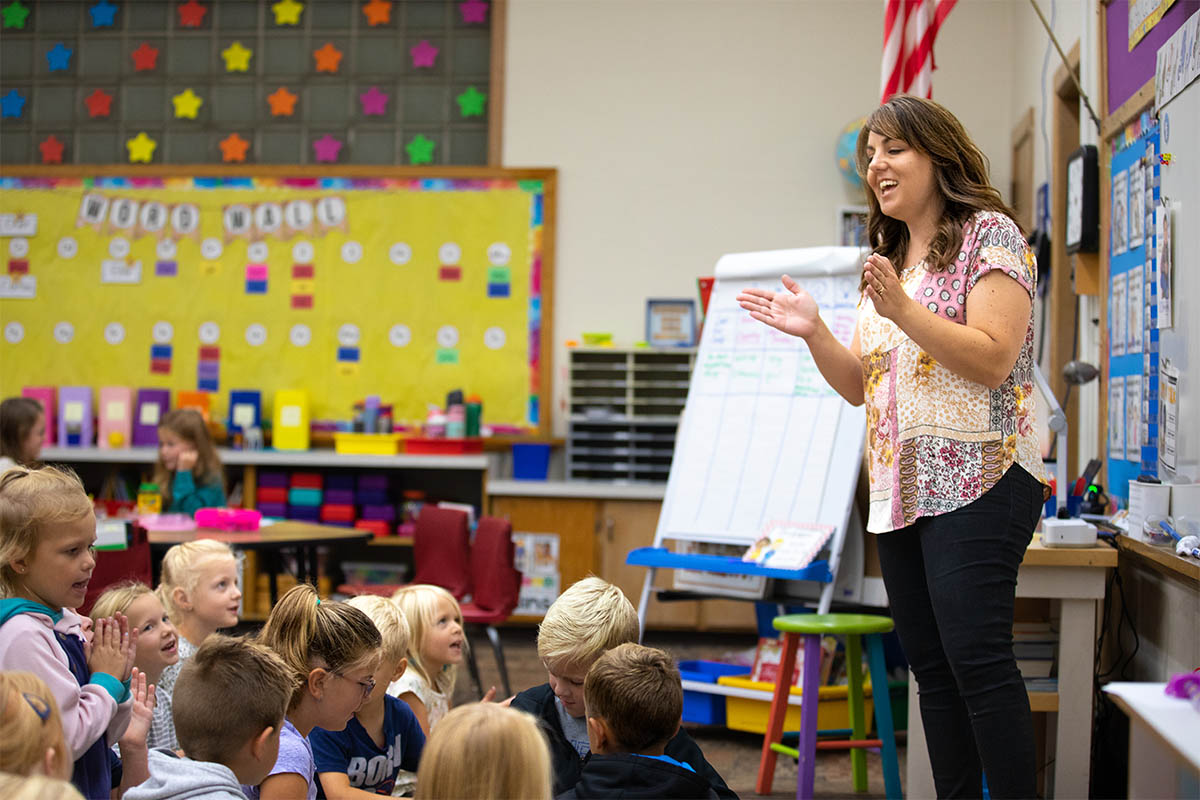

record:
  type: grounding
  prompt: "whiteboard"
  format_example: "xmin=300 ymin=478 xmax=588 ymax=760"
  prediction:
xmin=655 ymin=247 xmax=866 ymax=547
xmin=1158 ymin=78 xmax=1200 ymax=481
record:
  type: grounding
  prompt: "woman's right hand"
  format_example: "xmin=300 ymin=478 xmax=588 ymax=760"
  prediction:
xmin=736 ymin=274 xmax=822 ymax=339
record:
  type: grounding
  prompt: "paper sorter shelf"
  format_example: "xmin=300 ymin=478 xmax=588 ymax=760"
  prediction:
xmin=626 ymin=546 xmax=833 ymax=583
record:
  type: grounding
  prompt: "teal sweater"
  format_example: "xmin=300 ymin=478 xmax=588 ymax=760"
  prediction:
xmin=168 ymin=470 xmax=226 ymax=514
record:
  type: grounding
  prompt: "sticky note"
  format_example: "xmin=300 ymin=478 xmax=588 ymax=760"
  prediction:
xmin=233 ymin=403 xmax=255 ymax=428
xmin=198 ymin=377 xmax=219 ymax=392
xmin=436 ymin=348 xmax=459 ymax=364
xmin=292 ymin=263 xmax=314 ymax=278
xmin=280 ymin=405 xmax=301 ymax=427
xmin=487 ymin=282 xmax=510 ymax=298
xmin=439 ymin=265 xmax=461 ymax=281
xmin=487 ymin=266 xmax=510 ymax=283
xmin=150 ymin=344 xmax=172 ymax=359
xmin=291 ymin=295 xmax=313 ymax=309
xmin=139 ymin=403 xmax=161 ymax=425
xmin=65 ymin=401 xmax=84 ymax=423
xmin=150 ymin=359 xmax=171 ymax=374
xmin=155 ymin=260 xmax=177 ymax=276
xmin=336 ymin=347 xmax=360 ymax=362
xmin=245 ymin=280 xmax=268 ymax=294
xmin=199 ymin=346 xmax=220 ymax=360
xmin=290 ymin=279 xmax=314 ymax=294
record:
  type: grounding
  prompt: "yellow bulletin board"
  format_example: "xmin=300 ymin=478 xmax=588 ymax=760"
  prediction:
xmin=0 ymin=167 xmax=556 ymax=434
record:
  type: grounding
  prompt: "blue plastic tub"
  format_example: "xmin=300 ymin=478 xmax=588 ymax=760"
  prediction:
xmin=679 ymin=660 xmax=748 ymax=725
xmin=513 ymin=443 xmax=551 ymax=480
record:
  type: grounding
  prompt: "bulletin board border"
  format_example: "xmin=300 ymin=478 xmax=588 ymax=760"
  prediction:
xmin=0 ymin=164 xmax=558 ymax=439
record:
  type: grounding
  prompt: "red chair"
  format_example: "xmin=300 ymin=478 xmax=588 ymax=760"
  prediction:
xmin=337 ymin=506 xmax=472 ymax=598
xmin=460 ymin=516 xmax=522 ymax=698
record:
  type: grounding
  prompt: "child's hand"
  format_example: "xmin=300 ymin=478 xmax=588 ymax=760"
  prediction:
xmin=120 ymin=669 xmax=156 ymax=748
xmin=88 ymin=617 xmax=125 ymax=678
xmin=481 ymin=686 xmax=497 ymax=702
xmin=79 ymin=616 xmax=94 ymax=662
xmin=177 ymin=448 xmax=198 ymax=471
xmin=118 ymin=613 xmax=139 ymax=682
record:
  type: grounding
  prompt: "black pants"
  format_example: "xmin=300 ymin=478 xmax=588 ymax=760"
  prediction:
xmin=876 ymin=465 xmax=1043 ymax=799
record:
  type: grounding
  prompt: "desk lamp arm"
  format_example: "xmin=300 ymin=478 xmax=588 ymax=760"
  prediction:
xmin=1033 ymin=363 xmax=1069 ymax=512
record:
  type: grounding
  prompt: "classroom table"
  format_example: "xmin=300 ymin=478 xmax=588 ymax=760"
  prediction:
xmin=1103 ymin=682 xmax=1200 ymax=799
xmin=904 ymin=534 xmax=1118 ymax=799
xmin=147 ymin=520 xmax=372 ymax=607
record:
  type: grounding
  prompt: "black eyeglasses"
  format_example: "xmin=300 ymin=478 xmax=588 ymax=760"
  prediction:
xmin=335 ymin=673 xmax=376 ymax=699
xmin=23 ymin=692 xmax=51 ymax=721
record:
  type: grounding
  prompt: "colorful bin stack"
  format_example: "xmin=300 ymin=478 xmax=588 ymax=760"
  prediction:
xmin=288 ymin=472 xmax=323 ymax=522
xmin=256 ymin=471 xmax=289 ymax=518
xmin=320 ymin=473 xmax=356 ymax=527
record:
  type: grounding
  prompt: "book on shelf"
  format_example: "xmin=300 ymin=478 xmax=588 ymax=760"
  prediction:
xmin=742 ymin=521 xmax=835 ymax=571
xmin=750 ymin=635 xmax=837 ymax=687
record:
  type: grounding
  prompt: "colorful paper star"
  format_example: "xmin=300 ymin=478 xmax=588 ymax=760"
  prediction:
xmin=39 ymin=135 xmax=65 ymax=164
xmin=46 ymin=43 xmax=73 ymax=72
xmin=410 ymin=40 xmax=439 ymax=68
xmin=456 ymin=85 xmax=486 ymax=117
xmin=266 ymin=87 xmax=298 ymax=117
xmin=84 ymin=88 xmax=113 ymax=118
xmin=271 ymin=0 xmax=304 ymax=25
xmin=2 ymin=1 xmax=30 ymax=29
xmin=362 ymin=0 xmax=391 ymax=26
xmin=459 ymin=0 xmax=489 ymax=24
xmin=222 ymin=41 xmax=252 ymax=72
xmin=1 ymin=89 xmax=25 ymax=118
xmin=219 ymin=132 xmax=250 ymax=163
xmin=172 ymin=88 xmax=203 ymax=119
xmin=177 ymin=0 xmax=207 ymax=28
xmin=406 ymin=134 xmax=435 ymax=165
xmin=126 ymin=132 xmax=157 ymax=163
xmin=131 ymin=42 xmax=160 ymax=71
xmin=359 ymin=86 xmax=388 ymax=116
xmin=313 ymin=42 xmax=343 ymax=73
xmin=89 ymin=0 xmax=118 ymax=27
xmin=312 ymin=135 xmax=343 ymax=163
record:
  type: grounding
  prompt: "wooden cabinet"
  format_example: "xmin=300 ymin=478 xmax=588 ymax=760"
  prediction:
xmin=489 ymin=491 xmax=756 ymax=632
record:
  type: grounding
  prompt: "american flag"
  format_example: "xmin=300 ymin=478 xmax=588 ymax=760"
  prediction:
xmin=880 ymin=0 xmax=958 ymax=103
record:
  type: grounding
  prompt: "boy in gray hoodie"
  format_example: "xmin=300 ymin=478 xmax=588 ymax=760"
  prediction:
xmin=124 ymin=634 xmax=295 ymax=800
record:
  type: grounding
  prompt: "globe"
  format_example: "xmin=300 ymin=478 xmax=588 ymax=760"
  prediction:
xmin=836 ymin=117 xmax=867 ymax=187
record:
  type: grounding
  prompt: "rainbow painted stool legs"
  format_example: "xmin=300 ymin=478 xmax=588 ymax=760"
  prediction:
xmin=755 ymin=613 xmax=902 ymax=799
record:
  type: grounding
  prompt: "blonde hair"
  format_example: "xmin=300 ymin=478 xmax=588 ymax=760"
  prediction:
xmin=0 ymin=671 xmax=71 ymax=779
xmin=90 ymin=580 xmax=152 ymax=622
xmin=0 ymin=397 xmax=43 ymax=464
xmin=172 ymin=634 xmax=296 ymax=764
xmin=537 ymin=577 xmax=638 ymax=672
xmin=156 ymin=539 xmax=237 ymax=624
xmin=0 ymin=466 xmax=93 ymax=597
xmin=347 ymin=594 xmax=410 ymax=665
xmin=257 ymin=584 xmax=382 ymax=711
xmin=0 ymin=774 xmax=84 ymax=800
xmin=152 ymin=408 xmax=225 ymax=509
xmin=414 ymin=703 xmax=552 ymax=800
xmin=390 ymin=584 xmax=463 ymax=695
xmin=585 ymin=643 xmax=682 ymax=752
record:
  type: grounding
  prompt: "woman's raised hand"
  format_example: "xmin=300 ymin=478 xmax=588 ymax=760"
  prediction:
xmin=736 ymin=275 xmax=821 ymax=339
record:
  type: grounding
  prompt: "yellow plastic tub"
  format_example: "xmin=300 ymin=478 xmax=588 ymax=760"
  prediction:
xmin=716 ymin=675 xmax=874 ymax=735
xmin=333 ymin=432 xmax=405 ymax=455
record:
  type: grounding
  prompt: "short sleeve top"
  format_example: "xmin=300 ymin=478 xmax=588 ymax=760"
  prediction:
xmin=857 ymin=211 xmax=1047 ymax=533
xmin=387 ymin=669 xmax=450 ymax=729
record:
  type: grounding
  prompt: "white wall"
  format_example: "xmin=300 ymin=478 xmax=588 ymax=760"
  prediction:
xmin=504 ymin=0 xmax=1019 ymax=434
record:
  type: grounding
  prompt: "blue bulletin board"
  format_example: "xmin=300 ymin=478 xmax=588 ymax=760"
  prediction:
xmin=1106 ymin=123 xmax=1161 ymax=502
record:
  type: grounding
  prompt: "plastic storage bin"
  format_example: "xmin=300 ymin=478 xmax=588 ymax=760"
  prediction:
xmin=513 ymin=443 xmax=551 ymax=480
xmin=679 ymin=661 xmax=748 ymax=725
xmin=404 ymin=437 xmax=484 ymax=454
xmin=716 ymin=675 xmax=873 ymax=735
xmin=334 ymin=432 xmax=405 ymax=455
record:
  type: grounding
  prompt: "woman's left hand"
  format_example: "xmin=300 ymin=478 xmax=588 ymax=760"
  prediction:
xmin=862 ymin=253 xmax=912 ymax=323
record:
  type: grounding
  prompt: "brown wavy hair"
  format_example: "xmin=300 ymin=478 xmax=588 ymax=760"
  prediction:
xmin=855 ymin=94 xmax=1021 ymax=284
xmin=152 ymin=408 xmax=224 ymax=508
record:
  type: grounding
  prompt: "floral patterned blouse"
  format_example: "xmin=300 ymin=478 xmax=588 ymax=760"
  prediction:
xmin=858 ymin=211 xmax=1047 ymax=533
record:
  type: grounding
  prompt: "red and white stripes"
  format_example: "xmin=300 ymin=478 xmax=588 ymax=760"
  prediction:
xmin=880 ymin=0 xmax=958 ymax=104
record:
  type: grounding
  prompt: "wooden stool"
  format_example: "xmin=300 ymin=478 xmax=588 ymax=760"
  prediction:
xmin=756 ymin=613 xmax=902 ymax=799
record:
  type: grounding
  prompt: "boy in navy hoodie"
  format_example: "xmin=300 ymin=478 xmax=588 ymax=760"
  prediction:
xmin=560 ymin=643 xmax=717 ymax=799
xmin=511 ymin=578 xmax=733 ymax=799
